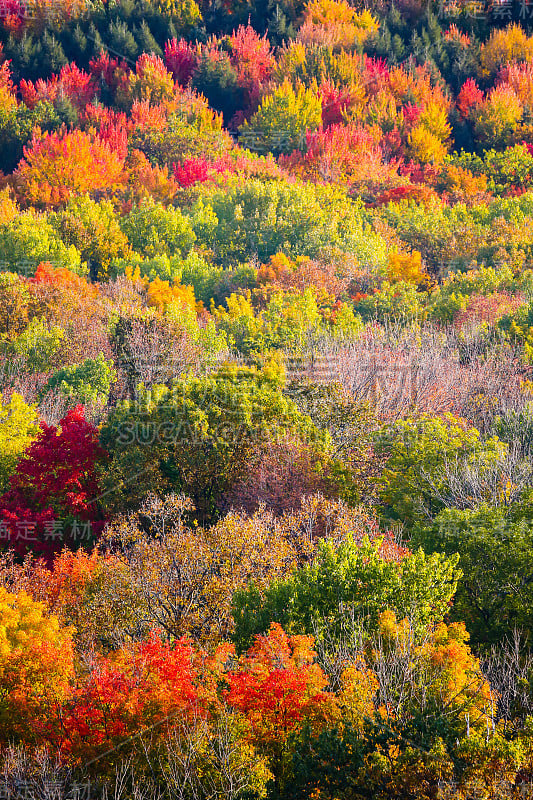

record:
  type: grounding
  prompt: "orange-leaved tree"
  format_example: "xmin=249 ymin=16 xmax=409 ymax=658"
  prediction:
xmin=387 ymin=250 xmax=429 ymax=286
xmin=13 ymin=129 xmax=125 ymax=209
xmin=53 ymin=633 xmax=199 ymax=768
xmin=225 ymin=623 xmax=336 ymax=791
xmin=0 ymin=586 xmax=74 ymax=744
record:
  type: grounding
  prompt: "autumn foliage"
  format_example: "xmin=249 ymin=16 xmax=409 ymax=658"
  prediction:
xmin=3 ymin=4 xmax=533 ymax=798
xmin=0 ymin=407 xmax=107 ymax=558
xmin=14 ymin=130 xmax=125 ymax=208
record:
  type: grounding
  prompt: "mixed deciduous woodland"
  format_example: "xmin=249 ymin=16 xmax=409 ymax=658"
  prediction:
xmin=4 ymin=0 xmax=533 ymax=796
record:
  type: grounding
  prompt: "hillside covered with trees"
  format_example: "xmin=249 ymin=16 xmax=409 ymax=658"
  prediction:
xmin=3 ymin=0 xmax=533 ymax=796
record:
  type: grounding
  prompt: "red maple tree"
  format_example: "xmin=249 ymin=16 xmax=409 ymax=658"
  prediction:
xmin=0 ymin=406 xmax=107 ymax=558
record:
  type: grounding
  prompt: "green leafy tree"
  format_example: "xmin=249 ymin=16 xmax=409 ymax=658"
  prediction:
xmin=9 ymin=317 xmax=65 ymax=372
xmin=179 ymin=251 xmax=257 ymax=306
xmin=214 ymin=288 xmax=324 ymax=355
xmin=110 ymin=254 xmax=182 ymax=283
xmin=131 ymin=112 xmax=233 ymax=167
xmin=40 ymin=354 xmax=117 ymax=407
xmin=414 ymin=503 xmax=533 ymax=647
xmin=483 ymin=145 xmax=533 ymax=194
xmin=0 ymin=211 xmax=83 ymax=277
xmin=354 ymin=281 xmax=425 ymax=323
xmin=232 ymin=535 xmax=460 ymax=652
xmin=375 ymin=413 xmax=506 ymax=528
xmin=192 ymin=178 xmax=387 ymax=268
xmin=0 ymin=101 xmax=67 ymax=175
xmin=99 ymin=364 xmax=327 ymax=521
xmin=498 ymin=300 xmax=533 ymax=361
xmin=120 ymin=198 xmax=196 ymax=259
xmin=472 ymin=86 xmax=523 ymax=150
xmin=50 ymin=197 xmax=131 ymax=281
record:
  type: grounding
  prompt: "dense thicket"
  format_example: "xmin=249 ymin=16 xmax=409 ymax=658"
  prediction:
xmin=3 ymin=0 xmax=533 ymax=796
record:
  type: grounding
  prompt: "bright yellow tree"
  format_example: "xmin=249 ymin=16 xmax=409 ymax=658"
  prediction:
xmin=0 ymin=587 xmax=74 ymax=743
xmin=0 ymin=392 xmax=39 ymax=493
